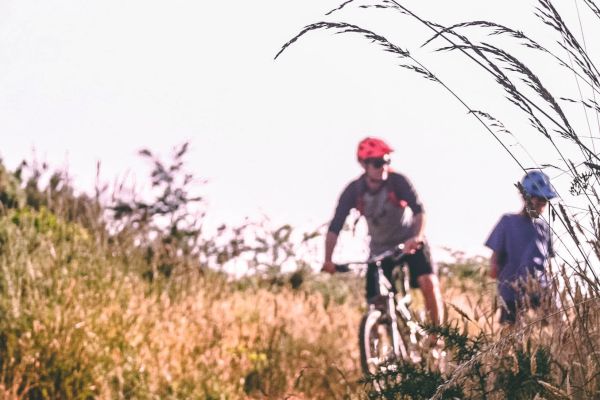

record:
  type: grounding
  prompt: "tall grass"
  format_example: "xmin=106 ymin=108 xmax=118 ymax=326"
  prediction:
xmin=0 ymin=150 xmax=380 ymax=399
xmin=0 ymin=205 xmax=373 ymax=398
xmin=1 ymin=153 xmax=550 ymax=398
xmin=278 ymin=0 xmax=600 ymax=398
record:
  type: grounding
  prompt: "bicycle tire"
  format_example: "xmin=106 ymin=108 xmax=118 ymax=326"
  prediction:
xmin=359 ymin=309 xmax=409 ymax=375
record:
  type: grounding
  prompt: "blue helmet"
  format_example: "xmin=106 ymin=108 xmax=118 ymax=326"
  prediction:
xmin=522 ymin=171 xmax=557 ymax=199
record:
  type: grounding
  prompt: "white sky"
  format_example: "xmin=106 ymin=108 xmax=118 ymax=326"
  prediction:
xmin=1 ymin=0 xmax=599 ymax=262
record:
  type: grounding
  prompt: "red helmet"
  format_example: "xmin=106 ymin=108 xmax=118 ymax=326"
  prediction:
xmin=357 ymin=137 xmax=394 ymax=160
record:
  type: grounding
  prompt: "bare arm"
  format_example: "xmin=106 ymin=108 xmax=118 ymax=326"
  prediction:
xmin=490 ymin=251 xmax=499 ymax=279
xmin=403 ymin=212 xmax=426 ymax=254
xmin=412 ymin=212 xmax=426 ymax=241
xmin=322 ymin=231 xmax=338 ymax=273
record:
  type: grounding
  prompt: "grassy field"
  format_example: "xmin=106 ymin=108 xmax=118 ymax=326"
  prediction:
xmin=2 ymin=149 xmax=600 ymax=399
xmin=0 ymin=202 xmax=497 ymax=399
xmin=0 ymin=205 xmax=368 ymax=399
xmin=0 ymin=203 xmax=496 ymax=399
xmin=3 ymin=205 xmax=598 ymax=399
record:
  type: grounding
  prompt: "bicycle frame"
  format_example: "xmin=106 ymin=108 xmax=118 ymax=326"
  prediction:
xmin=335 ymin=244 xmax=426 ymax=373
xmin=370 ymin=255 xmax=419 ymax=362
xmin=376 ymin=265 xmax=408 ymax=361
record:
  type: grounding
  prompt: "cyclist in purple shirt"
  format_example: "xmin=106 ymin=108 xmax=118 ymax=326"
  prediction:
xmin=322 ymin=137 xmax=443 ymax=326
xmin=485 ymin=170 xmax=557 ymax=324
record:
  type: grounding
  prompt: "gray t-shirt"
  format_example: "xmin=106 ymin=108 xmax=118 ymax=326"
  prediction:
xmin=485 ymin=213 xmax=554 ymax=301
xmin=328 ymin=172 xmax=424 ymax=255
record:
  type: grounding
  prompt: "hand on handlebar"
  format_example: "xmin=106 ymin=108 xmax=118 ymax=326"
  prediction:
xmin=322 ymin=261 xmax=336 ymax=274
xmin=403 ymin=237 xmax=423 ymax=255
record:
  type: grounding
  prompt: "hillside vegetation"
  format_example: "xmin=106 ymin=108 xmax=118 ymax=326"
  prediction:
xmin=0 ymin=149 xmax=372 ymax=399
xmin=0 ymin=205 xmax=365 ymax=398
xmin=1 ymin=147 xmax=599 ymax=399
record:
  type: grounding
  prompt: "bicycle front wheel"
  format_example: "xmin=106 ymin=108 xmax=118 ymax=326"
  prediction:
xmin=359 ymin=309 xmax=406 ymax=375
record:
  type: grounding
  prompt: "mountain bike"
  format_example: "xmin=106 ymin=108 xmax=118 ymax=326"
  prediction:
xmin=336 ymin=244 xmax=435 ymax=375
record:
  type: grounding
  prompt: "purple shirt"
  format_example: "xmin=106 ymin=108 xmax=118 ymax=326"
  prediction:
xmin=485 ymin=213 xmax=553 ymax=301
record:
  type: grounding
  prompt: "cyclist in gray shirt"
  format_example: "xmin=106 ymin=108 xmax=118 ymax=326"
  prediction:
xmin=322 ymin=137 xmax=443 ymax=326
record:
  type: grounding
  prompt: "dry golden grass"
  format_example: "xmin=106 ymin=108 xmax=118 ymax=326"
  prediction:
xmin=109 ymin=279 xmax=364 ymax=399
xmin=0 ymin=206 xmax=367 ymax=399
xmin=4 ymin=207 xmax=600 ymax=399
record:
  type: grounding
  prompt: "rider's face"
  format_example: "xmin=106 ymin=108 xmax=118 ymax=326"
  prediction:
xmin=525 ymin=196 xmax=548 ymax=218
xmin=361 ymin=156 xmax=390 ymax=183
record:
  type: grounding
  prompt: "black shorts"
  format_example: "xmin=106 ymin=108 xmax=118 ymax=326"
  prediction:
xmin=404 ymin=242 xmax=436 ymax=288
xmin=366 ymin=243 xmax=436 ymax=301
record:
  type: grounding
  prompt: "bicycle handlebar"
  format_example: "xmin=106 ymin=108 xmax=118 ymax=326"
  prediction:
xmin=333 ymin=243 xmax=408 ymax=273
xmin=367 ymin=243 xmax=406 ymax=264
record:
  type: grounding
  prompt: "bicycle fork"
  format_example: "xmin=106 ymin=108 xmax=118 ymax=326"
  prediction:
xmin=377 ymin=267 xmax=409 ymax=362
xmin=387 ymin=293 xmax=409 ymax=361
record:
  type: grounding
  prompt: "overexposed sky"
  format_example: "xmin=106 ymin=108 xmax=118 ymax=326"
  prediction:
xmin=1 ymin=0 xmax=598 ymax=261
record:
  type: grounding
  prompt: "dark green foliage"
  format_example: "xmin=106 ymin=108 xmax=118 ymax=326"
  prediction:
xmin=364 ymin=322 xmax=561 ymax=400
xmin=0 ymin=159 xmax=105 ymax=240
xmin=427 ymin=324 xmax=483 ymax=364
xmin=0 ymin=319 xmax=98 ymax=400
xmin=0 ymin=162 xmax=25 ymax=209
xmin=289 ymin=268 xmax=306 ymax=289
xmin=363 ymin=362 xmax=463 ymax=399
xmin=111 ymin=143 xmax=202 ymax=235
xmin=110 ymin=142 xmax=205 ymax=280
xmin=243 ymin=369 xmax=262 ymax=395
xmin=495 ymin=343 xmax=554 ymax=399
